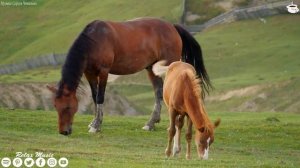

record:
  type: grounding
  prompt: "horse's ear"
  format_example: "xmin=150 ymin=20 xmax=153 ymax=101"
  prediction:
xmin=214 ymin=118 xmax=221 ymax=128
xmin=46 ymin=84 xmax=57 ymax=93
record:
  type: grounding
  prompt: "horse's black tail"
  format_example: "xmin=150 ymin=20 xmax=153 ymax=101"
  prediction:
xmin=173 ymin=24 xmax=212 ymax=97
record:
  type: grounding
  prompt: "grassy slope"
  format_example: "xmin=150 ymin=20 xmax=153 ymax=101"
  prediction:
xmin=0 ymin=0 xmax=181 ymax=64
xmin=197 ymin=15 xmax=300 ymax=91
xmin=0 ymin=108 xmax=299 ymax=167
xmin=1 ymin=15 xmax=299 ymax=113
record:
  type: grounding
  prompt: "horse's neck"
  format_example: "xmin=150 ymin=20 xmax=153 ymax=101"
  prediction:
xmin=60 ymin=59 xmax=85 ymax=92
xmin=185 ymin=90 xmax=209 ymax=129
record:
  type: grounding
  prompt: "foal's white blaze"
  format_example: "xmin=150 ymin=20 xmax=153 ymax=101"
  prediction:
xmin=203 ymin=137 xmax=211 ymax=160
xmin=172 ymin=126 xmax=180 ymax=156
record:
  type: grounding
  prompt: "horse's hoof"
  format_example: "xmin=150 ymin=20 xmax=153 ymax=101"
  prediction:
xmin=165 ymin=149 xmax=172 ymax=157
xmin=88 ymin=127 xmax=98 ymax=133
xmin=142 ymin=125 xmax=150 ymax=131
xmin=142 ymin=125 xmax=154 ymax=131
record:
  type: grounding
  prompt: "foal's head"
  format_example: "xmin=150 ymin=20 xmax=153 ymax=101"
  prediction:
xmin=47 ymin=85 xmax=78 ymax=135
xmin=195 ymin=119 xmax=221 ymax=160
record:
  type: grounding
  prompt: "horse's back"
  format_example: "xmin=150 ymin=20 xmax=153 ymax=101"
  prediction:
xmin=85 ymin=18 xmax=182 ymax=75
xmin=163 ymin=62 xmax=197 ymax=112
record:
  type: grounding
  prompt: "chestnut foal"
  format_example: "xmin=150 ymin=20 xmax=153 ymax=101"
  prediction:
xmin=153 ymin=61 xmax=220 ymax=160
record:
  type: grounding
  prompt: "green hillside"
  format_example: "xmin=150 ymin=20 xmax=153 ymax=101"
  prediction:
xmin=0 ymin=0 xmax=182 ymax=64
xmin=198 ymin=15 xmax=300 ymax=90
xmin=0 ymin=108 xmax=299 ymax=167
xmin=0 ymin=15 xmax=299 ymax=113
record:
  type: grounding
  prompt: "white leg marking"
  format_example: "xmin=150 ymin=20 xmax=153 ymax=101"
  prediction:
xmin=172 ymin=126 xmax=180 ymax=156
xmin=88 ymin=127 xmax=98 ymax=133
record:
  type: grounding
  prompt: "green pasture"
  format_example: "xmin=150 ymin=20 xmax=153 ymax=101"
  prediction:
xmin=0 ymin=0 xmax=182 ymax=65
xmin=0 ymin=108 xmax=299 ymax=167
xmin=1 ymin=15 xmax=299 ymax=89
xmin=197 ymin=15 xmax=300 ymax=91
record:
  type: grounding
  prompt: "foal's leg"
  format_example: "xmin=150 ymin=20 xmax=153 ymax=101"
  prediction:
xmin=173 ymin=114 xmax=185 ymax=157
xmin=185 ymin=116 xmax=193 ymax=160
xmin=88 ymin=72 xmax=108 ymax=133
xmin=143 ymin=67 xmax=163 ymax=131
xmin=165 ymin=109 xmax=176 ymax=157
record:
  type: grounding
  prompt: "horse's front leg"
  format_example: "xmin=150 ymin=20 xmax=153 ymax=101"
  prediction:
xmin=165 ymin=109 xmax=177 ymax=157
xmin=143 ymin=68 xmax=163 ymax=131
xmin=88 ymin=72 xmax=108 ymax=133
xmin=185 ymin=116 xmax=193 ymax=160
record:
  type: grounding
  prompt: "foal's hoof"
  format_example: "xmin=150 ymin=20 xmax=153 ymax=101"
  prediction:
xmin=165 ymin=149 xmax=172 ymax=158
xmin=186 ymin=155 xmax=191 ymax=160
xmin=88 ymin=127 xmax=100 ymax=133
xmin=172 ymin=147 xmax=181 ymax=157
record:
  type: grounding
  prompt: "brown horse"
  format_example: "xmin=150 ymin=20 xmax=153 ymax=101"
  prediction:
xmin=153 ymin=61 xmax=220 ymax=160
xmin=47 ymin=17 xmax=212 ymax=135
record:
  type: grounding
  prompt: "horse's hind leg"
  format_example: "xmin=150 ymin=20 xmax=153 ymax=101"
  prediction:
xmin=143 ymin=67 xmax=163 ymax=131
xmin=173 ymin=114 xmax=185 ymax=157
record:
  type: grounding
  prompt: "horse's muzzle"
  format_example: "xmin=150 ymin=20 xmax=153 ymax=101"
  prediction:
xmin=59 ymin=127 xmax=72 ymax=136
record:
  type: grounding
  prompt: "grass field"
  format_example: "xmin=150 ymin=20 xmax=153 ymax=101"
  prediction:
xmin=0 ymin=0 xmax=182 ymax=65
xmin=197 ymin=15 xmax=300 ymax=91
xmin=0 ymin=108 xmax=299 ymax=167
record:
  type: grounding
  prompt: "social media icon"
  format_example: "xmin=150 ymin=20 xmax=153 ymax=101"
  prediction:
xmin=1 ymin=157 xmax=11 ymax=168
xmin=35 ymin=157 xmax=46 ymax=167
xmin=58 ymin=157 xmax=69 ymax=167
xmin=12 ymin=158 xmax=23 ymax=167
xmin=47 ymin=158 xmax=57 ymax=167
xmin=24 ymin=158 xmax=35 ymax=167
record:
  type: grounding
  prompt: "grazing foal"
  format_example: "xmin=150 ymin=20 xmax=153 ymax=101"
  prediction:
xmin=153 ymin=61 xmax=220 ymax=160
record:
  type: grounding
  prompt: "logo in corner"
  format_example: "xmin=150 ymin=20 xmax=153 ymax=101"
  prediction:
xmin=1 ymin=158 xmax=11 ymax=168
xmin=286 ymin=1 xmax=299 ymax=14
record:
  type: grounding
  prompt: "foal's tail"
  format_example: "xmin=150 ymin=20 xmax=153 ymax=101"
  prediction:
xmin=173 ymin=24 xmax=212 ymax=97
xmin=152 ymin=60 xmax=168 ymax=77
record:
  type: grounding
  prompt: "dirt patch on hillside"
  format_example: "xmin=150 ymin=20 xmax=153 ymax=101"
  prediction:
xmin=0 ymin=83 xmax=138 ymax=116
xmin=207 ymin=85 xmax=266 ymax=101
xmin=206 ymin=80 xmax=300 ymax=113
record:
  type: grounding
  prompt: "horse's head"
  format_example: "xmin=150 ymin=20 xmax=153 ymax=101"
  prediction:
xmin=195 ymin=119 xmax=221 ymax=160
xmin=47 ymin=84 xmax=78 ymax=136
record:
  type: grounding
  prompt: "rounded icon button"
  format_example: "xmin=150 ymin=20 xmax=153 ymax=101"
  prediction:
xmin=58 ymin=157 xmax=69 ymax=167
xmin=47 ymin=157 xmax=57 ymax=167
xmin=35 ymin=157 xmax=46 ymax=167
xmin=12 ymin=158 xmax=23 ymax=167
xmin=1 ymin=157 xmax=11 ymax=168
xmin=24 ymin=158 xmax=35 ymax=167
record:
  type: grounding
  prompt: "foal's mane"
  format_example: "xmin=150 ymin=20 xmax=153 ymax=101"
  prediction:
xmin=185 ymin=70 xmax=212 ymax=132
xmin=57 ymin=23 xmax=96 ymax=97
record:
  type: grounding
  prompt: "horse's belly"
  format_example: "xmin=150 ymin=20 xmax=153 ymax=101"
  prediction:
xmin=109 ymin=57 xmax=151 ymax=75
